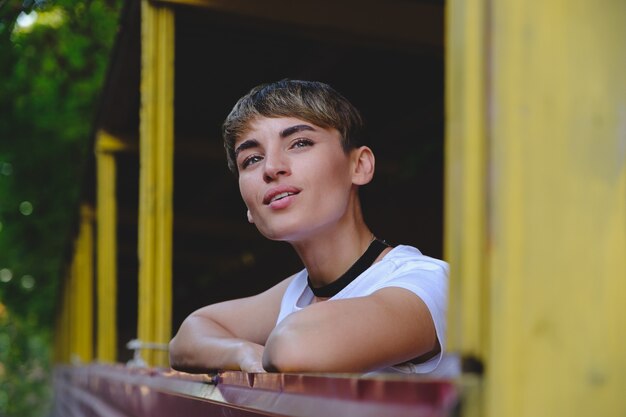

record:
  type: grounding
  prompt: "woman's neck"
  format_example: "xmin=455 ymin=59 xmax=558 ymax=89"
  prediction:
xmin=291 ymin=219 xmax=375 ymax=288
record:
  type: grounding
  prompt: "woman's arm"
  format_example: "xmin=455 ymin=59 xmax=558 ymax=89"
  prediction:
xmin=169 ymin=276 xmax=292 ymax=373
xmin=262 ymin=287 xmax=438 ymax=373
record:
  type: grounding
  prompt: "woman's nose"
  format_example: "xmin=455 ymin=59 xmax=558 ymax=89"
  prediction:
xmin=263 ymin=149 xmax=290 ymax=182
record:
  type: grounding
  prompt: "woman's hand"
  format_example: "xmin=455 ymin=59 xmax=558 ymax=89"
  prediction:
xmin=237 ymin=341 xmax=266 ymax=373
xmin=169 ymin=277 xmax=292 ymax=373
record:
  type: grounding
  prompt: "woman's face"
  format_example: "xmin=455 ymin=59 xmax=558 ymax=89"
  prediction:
xmin=234 ymin=116 xmax=358 ymax=242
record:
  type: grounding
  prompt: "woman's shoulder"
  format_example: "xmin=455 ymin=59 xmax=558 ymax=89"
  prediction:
xmin=279 ymin=268 xmax=309 ymax=300
xmin=336 ymin=245 xmax=447 ymax=298
xmin=382 ymin=245 xmax=449 ymax=274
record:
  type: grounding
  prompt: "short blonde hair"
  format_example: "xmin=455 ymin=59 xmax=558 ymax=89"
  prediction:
xmin=222 ymin=80 xmax=364 ymax=175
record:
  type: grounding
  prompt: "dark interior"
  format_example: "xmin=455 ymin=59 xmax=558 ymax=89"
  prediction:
xmin=97 ymin=1 xmax=444 ymax=362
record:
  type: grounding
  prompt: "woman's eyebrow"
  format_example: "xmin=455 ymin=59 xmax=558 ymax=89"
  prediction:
xmin=234 ymin=139 xmax=259 ymax=157
xmin=280 ymin=124 xmax=316 ymax=138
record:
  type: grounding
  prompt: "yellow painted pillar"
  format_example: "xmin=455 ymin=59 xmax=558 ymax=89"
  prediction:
xmin=63 ymin=270 xmax=72 ymax=363
xmin=445 ymin=0 xmax=490 ymax=360
xmin=75 ymin=204 xmax=95 ymax=362
xmin=95 ymin=130 xmax=124 ymax=363
xmin=137 ymin=0 xmax=175 ymax=367
xmin=77 ymin=205 xmax=94 ymax=362
xmin=54 ymin=205 xmax=94 ymax=363
xmin=445 ymin=1 xmax=489 ymax=415
xmin=447 ymin=0 xmax=626 ymax=416
xmin=63 ymin=272 xmax=71 ymax=362
xmin=54 ymin=276 xmax=71 ymax=363
xmin=68 ymin=237 xmax=79 ymax=361
xmin=487 ymin=1 xmax=626 ymax=416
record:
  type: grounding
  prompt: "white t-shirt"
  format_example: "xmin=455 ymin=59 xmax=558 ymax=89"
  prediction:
xmin=276 ymin=245 xmax=449 ymax=374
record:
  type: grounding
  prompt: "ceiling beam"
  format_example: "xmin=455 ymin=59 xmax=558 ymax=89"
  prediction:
xmin=153 ymin=0 xmax=442 ymax=47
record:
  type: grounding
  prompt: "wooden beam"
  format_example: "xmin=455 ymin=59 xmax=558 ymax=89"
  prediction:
xmin=445 ymin=0 xmax=489 ymax=364
xmin=68 ymin=204 xmax=95 ymax=363
xmin=54 ymin=271 xmax=71 ymax=363
xmin=137 ymin=0 xmax=175 ymax=367
xmin=96 ymin=132 xmax=228 ymax=160
xmin=486 ymin=1 xmax=626 ymax=416
xmin=95 ymin=129 xmax=138 ymax=154
xmin=153 ymin=0 xmax=442 ymax=47
xmin=445 ymin=1 xmax=489 ymax=414
xmin=96 ymin=131 xmax=119 ymax=363
xmin=448 ymin=0 xmax=626 ymax=416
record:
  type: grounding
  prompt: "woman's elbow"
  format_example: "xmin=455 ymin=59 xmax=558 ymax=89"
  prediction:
xmin=262 ymin=325 xmax=310 ymax=372
xmin=168 ymin=335 xmax=186 ymax=371
xmin=168 ymin=320 xmax=201 ymax=372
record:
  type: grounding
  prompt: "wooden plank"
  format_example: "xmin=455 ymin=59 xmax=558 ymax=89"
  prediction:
xmin=445 ymin=0 xmax=489 ymax=366
xmin=95 ymin=130 xmax=137 ymax=153
xmin=72 ymin=205 xmax=95 ymax=363
xmin=445 ymin=1 xmax=489 ymax=415
xmin=96 ymin=131 xmax=119 ymax=362
xmin=137 ymin=0 xmax=175 ymax=367
xmin=153 ymin=0 xmax=442 ymax=47
xmin=54 ymin=272 xmax=71 ymax=363
xmin=486 ymin=1 xmax=626 ymax=416
xmin=448 ymin=0 xmax=626 ymax=415
xmin=53 ymin=365 xmax=458 ymax=417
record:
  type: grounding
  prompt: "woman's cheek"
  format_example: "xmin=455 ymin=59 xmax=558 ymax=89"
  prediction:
xmin=238 ymin=180 xmax=257 ymax=214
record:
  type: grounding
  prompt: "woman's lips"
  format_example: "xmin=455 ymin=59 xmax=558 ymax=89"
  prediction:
xmin=269 ymin=191 xmax=295 ymax=202
xmin=263 ymin=187 xmax=300 ymax=208
xmin=268 ymin=193 xmax=298 ymax=209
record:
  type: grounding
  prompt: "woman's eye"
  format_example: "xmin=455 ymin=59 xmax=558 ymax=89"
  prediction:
xmin=291 ymin=138 xmax=314 ymax=149
xmin=241 ymin=155 xmax=262 ymax=169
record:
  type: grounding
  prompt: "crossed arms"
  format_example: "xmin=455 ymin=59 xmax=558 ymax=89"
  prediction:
xmin=168 ymin=276 xmax=439 ymax=373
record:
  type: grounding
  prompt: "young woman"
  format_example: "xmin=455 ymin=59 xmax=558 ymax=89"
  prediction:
xmin=169 ymin=80 xmax=448 ymax=374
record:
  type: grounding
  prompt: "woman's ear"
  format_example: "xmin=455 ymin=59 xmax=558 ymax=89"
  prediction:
xmin=247 ymin=209 xmax=254 ymax=224
xmin=351 ymin=146 xmax=375 ymax=186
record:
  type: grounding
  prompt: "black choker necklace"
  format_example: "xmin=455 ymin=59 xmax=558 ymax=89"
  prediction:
xmin=307 ymin=238 xmax=390 ymax=298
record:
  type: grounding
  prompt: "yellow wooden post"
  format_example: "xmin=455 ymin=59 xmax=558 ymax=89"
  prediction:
xmin=54 ymin=275 xmax=71 ymax=363
xmin=68 ymin=243 xmax=78 ymax=361
xmin=95 ymin=130 xmax=124 ymax=363
xmin=137 ymin=0 xmax=175 ymax=367
xmin=447 ymin=0 xmax=626 ymax=416
xmin=63 ymin=272 xmax=71 ymax=362
xmin=445 ymin=0 xmax=489 ymax=360
xmin=74 ymin=204 xmax=94 ymax=362
xmin=487 ymin=1 xmax=626 ymax=416
xmin=66 ymin=205 xmax=93 ymax=362
xmin=445 ymin=0 xmax=489 ymax=415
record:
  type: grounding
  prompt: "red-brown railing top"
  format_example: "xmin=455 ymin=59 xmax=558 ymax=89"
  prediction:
xmin=53 ymin=364 xmax=458 ymax=417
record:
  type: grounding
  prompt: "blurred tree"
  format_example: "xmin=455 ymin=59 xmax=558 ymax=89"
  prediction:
xmin=0 ymin=1 xmax=122 ymax=415
xmin=0 ymin=302 xmax=51 ymax=417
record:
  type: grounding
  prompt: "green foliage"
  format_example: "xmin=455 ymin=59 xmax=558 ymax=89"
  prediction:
xmin=0 ymin=1 xmax=122 ymax=415
xmin=0 ymin=306 xmax=52 ymax=417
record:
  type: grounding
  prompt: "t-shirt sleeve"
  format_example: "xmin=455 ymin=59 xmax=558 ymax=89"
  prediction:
xmin=371 ymin=258 xmax=449 ymax=373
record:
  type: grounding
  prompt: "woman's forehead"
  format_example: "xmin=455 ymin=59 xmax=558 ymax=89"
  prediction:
xmin=236 ymin=116 xmax=336 ymax=144
xmin=245 ymin=116 xmax=315 ymax=131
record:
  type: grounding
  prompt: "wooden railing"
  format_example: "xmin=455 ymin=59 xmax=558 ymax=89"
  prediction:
xmin=53 ymin=364 xmax=459 ymax=417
